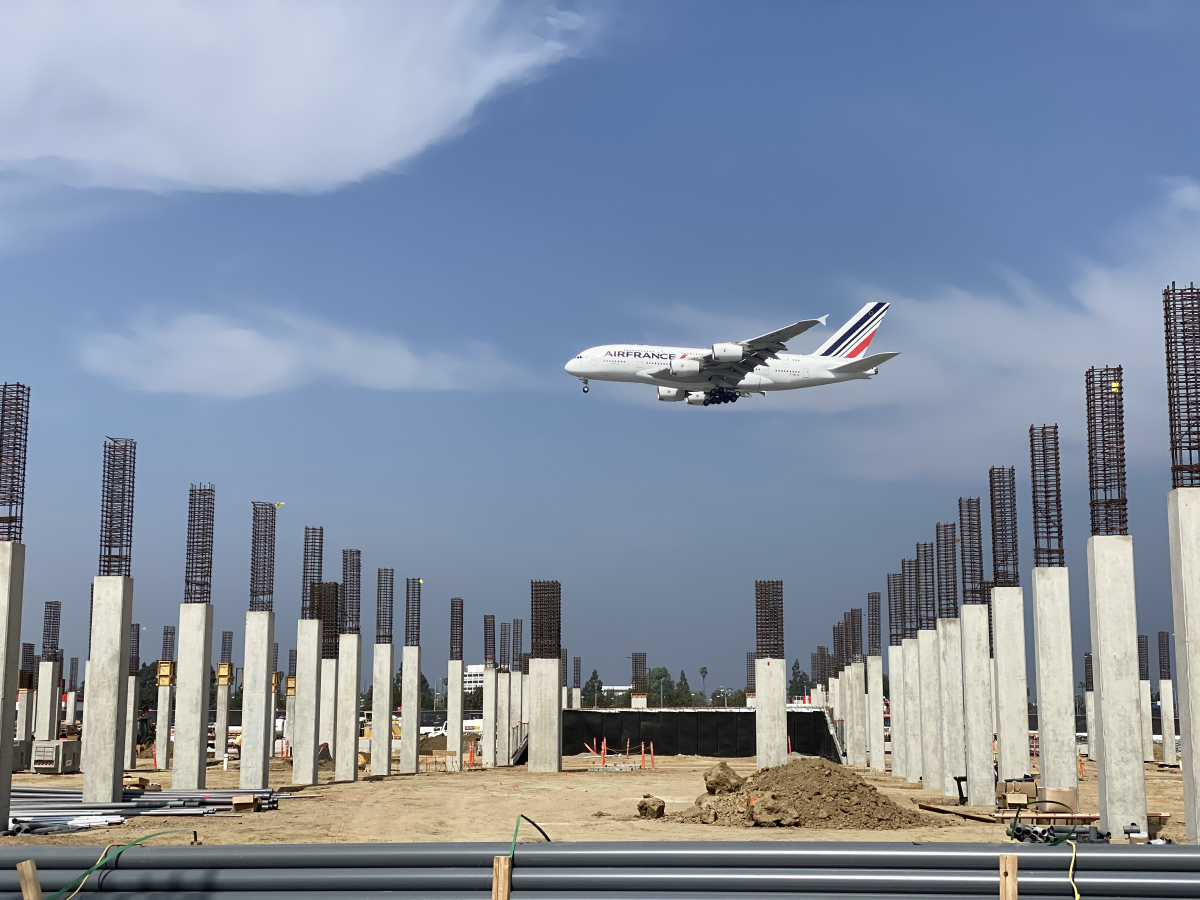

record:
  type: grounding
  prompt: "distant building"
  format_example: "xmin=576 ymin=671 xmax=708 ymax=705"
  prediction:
xmin=465 ymin=664 xmax=484 ymax=693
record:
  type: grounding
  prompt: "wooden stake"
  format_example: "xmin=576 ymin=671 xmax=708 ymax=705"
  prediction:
xmin=999 ymin=853 xmax=1018 ymax=900
xmin=16 ymin=860 xmax=42 ymax=900
xmin=491 ymin=855 xmax=511 ymax=900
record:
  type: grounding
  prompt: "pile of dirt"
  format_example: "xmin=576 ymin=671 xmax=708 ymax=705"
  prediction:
xmin=670 ymin=758 xmax=937 ymax=830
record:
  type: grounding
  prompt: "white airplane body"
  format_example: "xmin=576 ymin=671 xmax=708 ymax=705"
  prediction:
xmin=565 ymin=302 xmax=898 ymax=405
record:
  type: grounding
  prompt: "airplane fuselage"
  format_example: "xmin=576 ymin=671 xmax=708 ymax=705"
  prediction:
xmin=565 ymin=344 xmax=873 ymax=392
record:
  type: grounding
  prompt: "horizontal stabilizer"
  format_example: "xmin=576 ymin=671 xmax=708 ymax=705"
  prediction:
xmin=830 ymin=351 xmax=900 ymax=374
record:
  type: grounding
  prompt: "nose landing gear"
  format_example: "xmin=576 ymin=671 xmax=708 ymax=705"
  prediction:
xmin=581 ymin=379 xmax=589 ymax=394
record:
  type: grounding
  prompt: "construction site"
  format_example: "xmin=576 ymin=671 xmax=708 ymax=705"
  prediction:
xmin=0 ymin=285 xmax=1197 ymax=897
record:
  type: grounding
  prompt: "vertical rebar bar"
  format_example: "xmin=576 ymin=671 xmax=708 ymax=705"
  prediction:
xmin=301 ymin=526 xmax=323 ymax=619
xmin=183 ymin=483 xmax=215 ymax=603
xmin=530 ymin=580 xmax=561 ymax=660
xmin=1165 ymin=283 xmax=1200 ymax=488
xmin=981 ymin=580 xmax=995 ymax=656
xmin=0 ymin=383 xmax=30 ymax=543
xmin=449 ymin=598 xmax=463 ymax=661
xmin=868 ymin=592 xmax=881 ymax=656
xmin=98 ymin=437 xmax=136 ymax=576
xmin=342 ymin=550 xmax=361 ymax=635
xmin=754 ymin=579 xmax=784 ymax=659
xmin=404 ymin=578 xmax=421 ymax=647
xmin=1086 ymin=366 xmax=1128 ymax=535
xmin=249 ymin=502 xmax=276 ymax=612
xmin=376 ymin=569 xmax=394 ymax=644
xmin=958 ymin=497 xmax=984 ymax=605
xmin=1030 ymin=425 xmax=1065 ymax=567
xmin=990 ymin=466 xmax=1020 ymax=586
xmin=936 ymin=522 xmax=959 ymax=617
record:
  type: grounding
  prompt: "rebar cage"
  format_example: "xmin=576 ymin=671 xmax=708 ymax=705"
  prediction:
xmin=832 ymin=622 xmax=844 ymax=675
xmin=560 ymin=649 xmax=568 ymax=688
xmin=249 ymin=502 xmax=276 ymax=611
xmin=273 ymin=643 xmax=279 ymax=675
xmin=573 ymin=656 xmax=581 ymax=689
xmin=1084 ymin=652 xmax=1093 ymax=692
xmin=936 ymin=522 xmax=959 ymax=618
xmin=1159 ymin=631 xmax=1172 ymax=681
xmin=990 ymin=467 xmax=1020 ymax=586
xmin=342 ymin=550 xmax=361 ymax=635
xmin=301 ymin=526 xmax=323 ymax=619
xmin=377 ymin=569 xmax=394 ymax=645
xmin=220 ymin=630 xmax=233 ymax=665
xmin=484 ymin=615 xmax=496 ymax=667
xmin=511 ymin=619 xmax=523 ymax=662
xmin=98 ymin=437 xmax=136 ymax=577
xmin=0 ymin=383 xmax=30 ymax=543
xmin=754 ymin=579 xmax=784 ymax=659
xmin=313 ymin=582 xmax=340 ymax=659
xmin=531 ymin=580 xmax=561 ymax=660
xmin=449 ymin=598 xmax=463 ymax=661
xmin=161 ymin=626 xmax=176 ymax=663
xmin=68 ymin=657 xmax=78 ymax=692
xmin=1138 ymin=634 xmax=1150 ymax=682
xmin=845 ymin=609 xmax=863 ymax=663
xmin=499 ymin=622 xmax=511 ymax=671
xmin=901 ymin=559 xmax=919 ymax=640
xmin=886 ymin=573 xmax=903 ymax=646
xmin=632 ymin=652 xmax=647 ymax=694
xmin=1030 ymin=425 xmax=1065 ymax=567
xmin=916 ymin=543 xmax=936 ymax=629
xmin=958 ymin=497 xmax=984 ymax=605
xmin=1085 ymin=366 xmax=1128 ymax=536
xmin=41 ymin=601 xmax=61 ymax=661
xmin=129 ymin=623 xmax=140 ymax=675
xmin=867 ymin=592 xmax=881 ymax=656
xmin=1165 ymin=283 xmax=1200 ymax=488
xmin=183 ymin=483 xmax=215 ymax=603
xmin=404 ymin=578 xmax=421 ymax=647
xmin=745 ymin=651 xmax=756 ymax=693
xmin=288 ymin=649 xmax=297 ymax=678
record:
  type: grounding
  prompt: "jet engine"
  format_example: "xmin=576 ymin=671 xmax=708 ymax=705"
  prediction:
xmin=669 ymin=358 xmax=701 ymax=377
xmin=686 ymin=392 xmax=708 ymax=405
xmin=712 ymin=342 xmax=743 ymax=362
xmin=657 ymin=387 xmax=686 ymax=402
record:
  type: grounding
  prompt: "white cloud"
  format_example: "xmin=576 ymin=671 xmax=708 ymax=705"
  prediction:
xmin=79 ymin=311 xmax=530 ymax=397
xmin=0 ymin=1 xmax=590 ymax=193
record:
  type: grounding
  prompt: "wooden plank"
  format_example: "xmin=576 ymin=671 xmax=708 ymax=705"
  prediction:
xmin=915 ymin=803 xmax=998 ymax=824
xmin=16 ymin=860 xmax=41 ymax=900
xmin=999 ymin=853 xmax=1018 ymax=900
xmin=491 ymin=855 xmax=511 ymax=900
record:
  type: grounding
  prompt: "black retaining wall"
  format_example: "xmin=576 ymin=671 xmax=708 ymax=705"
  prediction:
xmin=562 ymin=709 xmax=839 ymax=762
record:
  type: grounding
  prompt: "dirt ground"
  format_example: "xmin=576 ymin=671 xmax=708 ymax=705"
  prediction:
xmin=1 ymin=752 xmax=1186 ymax=846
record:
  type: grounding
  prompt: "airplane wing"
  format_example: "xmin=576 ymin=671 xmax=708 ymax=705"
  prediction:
xmin=739 ymin=317 xmax=827 ymax=352
xmin=690 ymin=316 xmax=829 ymax=388
xmin=829 ymin=351 xmax=900 ymax=374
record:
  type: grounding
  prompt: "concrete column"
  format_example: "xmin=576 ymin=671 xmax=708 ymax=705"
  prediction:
xmin=847 ymin=662 xmax=866 ymax=767
xmin=867 ymin=655 xmax=885 ymax=772
xmin=82 ymin=575 xmax=132 ymax=803
xmin=155 ymin=684 xmax=173 ymax=769
xmin=172 ymin=602 xmax=213 ymax=789
xmin=15 ymin=690 xmax=33 ymax=744
xmin=1139 ymin=679 xmax=1155 ymax=762
xmin=509 ymin=671 xmax=524 ymax=761
xmin=1162 ymin=678 xmax=1178 ymax=766
xmin=371 ymin=643 xmax=394 ymax=776
xmin=240 ymin=610 xmax=275 ymax=789
xmin=528 ymin=657 xmax=562 ymax=773
xmin=292 ymin=619 xmax=322 ymax=785
xmin=481 ymin=666 xmax=497 ymax=767
xmin=828 ymin=675 xmax=839 ymax=720
xmin=1085 ymin=691 xmax=1095 ymax=758
xmin=993 ymin=586 xmax=1031 ymax=780
xmin=960 ymin=603 xmax=995 ymax=807
xmin=496 ymin=670 xmax=512 ymax=767
xmin=446 ymin=659 xmax=463 ymax=773
xmin=1031 ymin=567 xmax=1077 ymax=792
xmin=918 ymin=629 xmax=943 ymax=790
xmin=34 ymin=658 xmax=62 ymax=741
xmin=65 ymin=691 xmax=78 ymax=729
xmin=571 ymin=686 xmax=581 ymax=710
xmin=562 ymin=685 xmax=569 ymax=709
xmin=1169 ymin=487 xmax=1200 ymax=841
xmin=285 ymin=693 xmax=295 ymax=752
xmin=1088 ymin=534 xmax=1148 ymax=835
xmin=335 ymin=633 xmax=361 ymax=783
xmin=319 ymin=657 xmax=338 ymax=757
xmin=399 ymin=645 xmax=421 ymax=775
xmin=213 ymin=685 xmax=229 ymax=763
xmin=754 ymin=658 xmax=787 ymax=769
xmin=937 ymin=617 xmax=966 ymax=797
xmin=124 ymin=675 xmax=138 ymax=769
xmin=0 ymin=543 xmax=23 ymax=822
xmin=902 ymin=638 xmax=922 ymax=782
xmin=887 ymin=645 xmax=905 ymax=776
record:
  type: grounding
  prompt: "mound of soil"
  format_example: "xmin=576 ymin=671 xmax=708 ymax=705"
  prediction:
xmin=670 ymin=758 xmax=936 ymax=830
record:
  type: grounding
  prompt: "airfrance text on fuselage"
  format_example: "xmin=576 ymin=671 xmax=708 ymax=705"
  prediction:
xmin=604 ymin=349 xmax=684 ymax=359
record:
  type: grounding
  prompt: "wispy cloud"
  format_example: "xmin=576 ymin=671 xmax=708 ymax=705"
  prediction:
xmin=0 ymin=1 xmax=592 ymax=194
xmin=79 ymin=310 xmax=530 ymax=397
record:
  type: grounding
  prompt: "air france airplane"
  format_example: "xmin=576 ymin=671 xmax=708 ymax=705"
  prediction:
xmin=564 ymin=302 xmax=898 ymax=405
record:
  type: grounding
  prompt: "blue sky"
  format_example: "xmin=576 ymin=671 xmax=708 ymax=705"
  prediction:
xmin=2 ymin=1 xmax=1199 ymax=696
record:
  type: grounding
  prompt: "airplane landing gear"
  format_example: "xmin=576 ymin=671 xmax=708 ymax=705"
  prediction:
xmin=705 ymin=388 xmax=739 ymax=406
xmin=581 ymin=379 xmax=589 ymax=394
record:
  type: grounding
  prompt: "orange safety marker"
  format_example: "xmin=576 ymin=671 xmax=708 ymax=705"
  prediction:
xmin=625 ymin=738 xmax=630 ymax=758
xmin=650 ymin=741 xmax=655 ymax=769
xmin=640 ymin=742 xmax=645 ymax=769
xmin=601 ymin=737 xmax=607 ymax=768
xmin=788 ymin=735 xmax=792 ymax=755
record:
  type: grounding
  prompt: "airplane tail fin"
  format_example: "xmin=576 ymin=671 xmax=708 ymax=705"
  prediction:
xmin=814 ymin=301 xmax=889 ymax=358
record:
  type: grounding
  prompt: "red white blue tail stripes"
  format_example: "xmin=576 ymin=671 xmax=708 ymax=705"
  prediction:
xmin=815 ymin=302 xmax=889 ymax=358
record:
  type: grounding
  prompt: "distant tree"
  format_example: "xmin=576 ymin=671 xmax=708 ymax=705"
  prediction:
xmin=391 ymin=669 xmax=434 ymax=711
xmin=788 ymin=660 xmax=810 ymax=698
xmin=463 ymin=686 xmax=483 ymax=712
xmin=674 ymin=670 xmax=694 ymax=707
xmin=699 ymin=666 xmax=708 ymax=698
xmin=646 ymin=666 xmax=674 ymax=706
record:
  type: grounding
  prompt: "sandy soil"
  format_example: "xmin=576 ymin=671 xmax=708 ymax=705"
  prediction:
xmin=1 ymin=752 xmax=1185 ymax=846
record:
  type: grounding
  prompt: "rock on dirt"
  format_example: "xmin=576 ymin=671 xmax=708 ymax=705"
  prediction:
xmin=672 ymin=758 xmax=938 ymax=830
xmin=637 ymin=796 xmax=666 ymax=819
xmin=704 ymin=761 xmax=745 ymax=794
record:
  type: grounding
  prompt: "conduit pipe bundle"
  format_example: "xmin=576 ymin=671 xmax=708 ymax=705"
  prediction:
xmin=1 ymin=841 xmax=1200 ymax=898
xmin=5 ymin=786 xmax=281 ymax=833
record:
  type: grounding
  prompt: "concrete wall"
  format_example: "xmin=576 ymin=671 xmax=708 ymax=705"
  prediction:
xmin=1162 ymin=678 xmax=1178 ymax=766
xmin=335 ymin=633 xmax=361 ymax=783
xmin=292 ymin=619 xmax=322 ymax=785
xmin=319 ymin=658 xmax=338 ymax=757
xmin=399 ymin=645 xmax=421 ymax=775
xmin=172 ymin=602 xmax=213 ymax=789
xmin=481 ymin=666 xmax=497 ymax=767
xmin=902 ymin=638 xmax=922 ymax=783
xmin=1031 ymin=567 xmax=1077 ymax=792
xmin=82 ymin=575 xmax=132 ymax=803
xmin=867 ymin=654 xmax=885 ymax=772
xmin=1088 ymin=534 xmax=1148 ymax=834
xmin=887 ymin=645 xmax=905 ymax=777
xmin=993 ymin=586 xmax=1031 ymax=780
xmin=241 ymin=610 xmax=275 ymax=789
xmin=0 ymin=543 xmax=22 ymax=822
xmin=936 ymin=617 xmax=966 ymax=797
xmin=1139 ymin=680 xmax=1155 ymax=763
xmin=917 ymin=629 xmax=943 ymax=791
xmin=445 ymin=658 xmax=462 ymax=773
xmin=528 ymin=657 xmax=562 ymax=773
xmin=1169 ymin=487 xmax=1200 ymax=842
xmin=754 ymin=658 xmax=787 ymax=769
xmin=371 ymin=643 xmax=394 ymax=776
xmin=960 ymin=603 xmax=994 ymax=807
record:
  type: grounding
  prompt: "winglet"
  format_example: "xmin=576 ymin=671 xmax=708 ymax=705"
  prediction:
xmin=817 ymin=315 xmax=828 ymax=325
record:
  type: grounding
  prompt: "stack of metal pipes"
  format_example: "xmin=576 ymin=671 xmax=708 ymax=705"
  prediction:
xmin=1 ymin=841 xmax=1198 ymax=898
xmin=6 ymin=786 xmax=279 ymax=834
